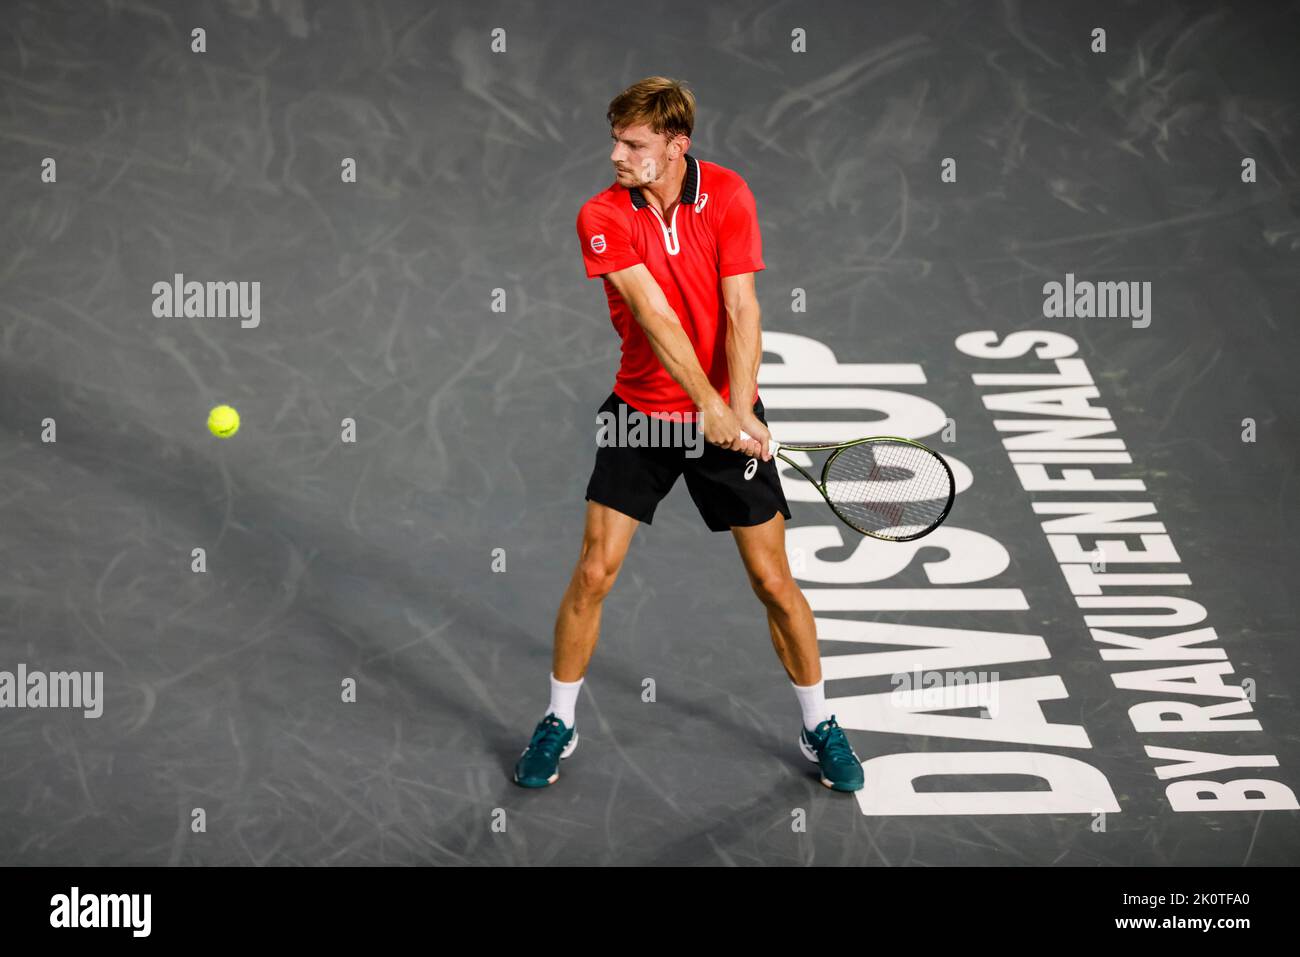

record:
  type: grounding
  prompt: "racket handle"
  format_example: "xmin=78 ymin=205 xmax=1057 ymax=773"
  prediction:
xmin=739 ymin=430 xmax=778 ymax=458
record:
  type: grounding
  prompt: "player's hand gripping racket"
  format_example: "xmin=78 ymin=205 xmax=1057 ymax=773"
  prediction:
xmin=740 ymin=431 xmax=955 ymax=542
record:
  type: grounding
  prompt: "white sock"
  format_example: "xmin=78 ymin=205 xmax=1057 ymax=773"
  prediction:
xmin=547 ymin=672 xmax=584 ymax=729
xmin=792 ymin=678 xmax=831 ymax=732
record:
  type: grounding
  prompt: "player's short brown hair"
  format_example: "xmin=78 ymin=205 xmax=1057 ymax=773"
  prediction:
xmin=607 ymin=76 xmax=695 ymax=141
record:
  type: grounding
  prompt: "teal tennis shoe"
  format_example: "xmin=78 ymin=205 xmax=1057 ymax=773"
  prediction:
xmin=798 ymin=715 xmax=865 ymax=792
xmin=513 ymin=713 xmax=579 ymax=788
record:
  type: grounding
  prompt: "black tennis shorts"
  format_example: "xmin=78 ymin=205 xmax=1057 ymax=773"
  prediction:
xmin=584 ymin=391 xmax=793 ymax=532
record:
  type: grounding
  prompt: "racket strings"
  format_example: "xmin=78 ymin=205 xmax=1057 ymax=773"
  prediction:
xmin=822 ymin=441 xmax=952 ymax=539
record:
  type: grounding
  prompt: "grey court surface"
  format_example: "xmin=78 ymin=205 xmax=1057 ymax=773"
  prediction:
xmin=1 ymin=0 xmax=1297 ymax=866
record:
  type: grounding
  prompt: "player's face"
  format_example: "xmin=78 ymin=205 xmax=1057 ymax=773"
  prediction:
xmin=610 ymin=124 xmax=678 ymax=186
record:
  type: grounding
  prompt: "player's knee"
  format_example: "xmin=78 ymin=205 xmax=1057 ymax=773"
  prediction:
xmin=574 ymin=553 xmax=621 ymax=604
xmin=748 ymin=565 xmax=796 ymax=609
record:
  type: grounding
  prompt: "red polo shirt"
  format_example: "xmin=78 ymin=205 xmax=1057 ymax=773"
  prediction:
xmin=576 ymin=154 xmax=765 ymax=416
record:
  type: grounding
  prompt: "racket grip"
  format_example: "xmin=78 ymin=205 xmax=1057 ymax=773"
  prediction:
xmin=739 ymin=430 xmax=777 ymax=458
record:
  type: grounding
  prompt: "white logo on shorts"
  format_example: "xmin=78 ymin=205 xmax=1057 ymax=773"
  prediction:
xmin=743 ymin=458 xmax=758 ymax=481
xmin=590 ymin=234 xmax=607 ymax=254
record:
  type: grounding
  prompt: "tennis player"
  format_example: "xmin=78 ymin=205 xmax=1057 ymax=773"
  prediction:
xmin=514 ymin=77 xmax=863 ymax=793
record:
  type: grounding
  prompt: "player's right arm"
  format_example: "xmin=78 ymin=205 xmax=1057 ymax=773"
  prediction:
xmin=577 ymin=201 xmax=756 ymax=453
xmin=603 ymin=264 xmax=751 ymax=450
xmin=604 ymin=265 xmax=758 ymax=454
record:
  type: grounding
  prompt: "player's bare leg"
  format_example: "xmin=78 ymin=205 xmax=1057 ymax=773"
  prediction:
xmin=732 ymin=511 xmax=863 ymax=791
xmin=515 ymin=501 xmax=638 ymax=787
xmin=553 ymin=500 xmax=639 ymax=681
xmin=731 ymin=512 xmax=820 ymax=685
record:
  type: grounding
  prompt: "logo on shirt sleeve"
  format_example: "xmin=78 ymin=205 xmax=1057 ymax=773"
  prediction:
xmin=589 ymin=234 xmax=607 ymax=254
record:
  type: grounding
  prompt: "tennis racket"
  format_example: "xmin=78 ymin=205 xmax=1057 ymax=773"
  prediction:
xmin=740 ymin=431 xmax=955 ymax=541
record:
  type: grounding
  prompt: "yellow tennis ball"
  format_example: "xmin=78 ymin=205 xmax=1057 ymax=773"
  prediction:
xmin=208 ymin=404 xmax=240 ymax=438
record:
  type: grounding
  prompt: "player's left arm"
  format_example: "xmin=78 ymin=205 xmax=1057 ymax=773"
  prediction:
xmin=718 ymin=181 xmax=771 ymax=459
xmin=723 ymin=272 xmax=771 ymax=461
